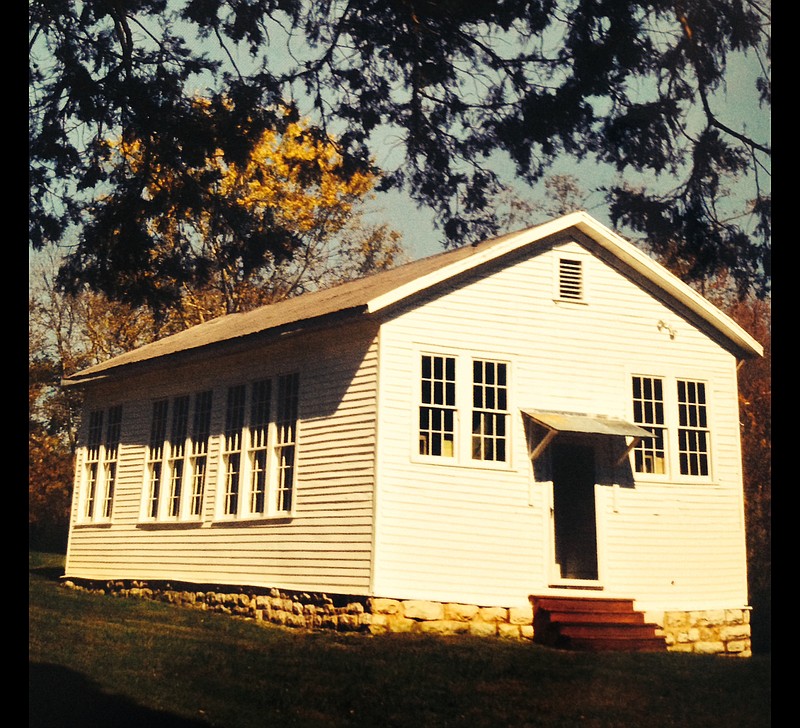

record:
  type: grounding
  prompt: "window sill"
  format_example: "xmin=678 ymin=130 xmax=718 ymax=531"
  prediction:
xmin=411 ymin=455 xmax=515 ymax=473
xmin=136 ymin=519 xmax=205 ymax=529
xmin=633 ymin=475 xmax=720 ymax=487
xmin=73 ymin=520 xmax=113 ymax=529
xmin=210 ymin=514 xmax=294 ymax=526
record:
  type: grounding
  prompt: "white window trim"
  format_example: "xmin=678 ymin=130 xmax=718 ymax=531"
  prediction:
xmin=412 ymin=347 xmax=514 ymax=471
xmin=76 ymin=405 xmax=123 ymax=525
xmin=139 ymin=391 xmax=215 ymax=523
xmin=213 ymin=373 xmax=300 ymax=523
xmin=628 ymin=369 xmax=716 ymax=483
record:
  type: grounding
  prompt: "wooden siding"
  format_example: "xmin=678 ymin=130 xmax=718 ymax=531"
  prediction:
xmin=373 ymin=239 xmax=748 ymax=611
xmin=65 ymin=320 xmax=380 ymax=594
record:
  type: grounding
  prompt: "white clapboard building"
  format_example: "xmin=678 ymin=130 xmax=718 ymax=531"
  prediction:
xmin=62 ymin=211 xmax=762 ymax=653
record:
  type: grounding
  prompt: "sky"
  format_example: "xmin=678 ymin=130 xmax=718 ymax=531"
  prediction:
xmin=30 ymin=8 xmax=770 ymax=275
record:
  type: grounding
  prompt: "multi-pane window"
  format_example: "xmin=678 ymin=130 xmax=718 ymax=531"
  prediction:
xmin=189 ymin=390 xmax=213 ymax=517
xmin=81 ymin=406 xmax=123 ymax=522
xmin=472 ymin=360 xmax=508 ymax=462
xmin=167 ymin=396 xmax=190 ymax=517
xmin=101 ymin=406 xmax=123 ymax=518
xmin=140 ymin=377 xmax=300 ymax=523
xmin=222 ymin=385 xmax=246 ymax=516
xmin=142 ymin=391 xmax=213 ymax=521
xmin=632 ymin=376 xmax=667 ymax=474
xmin=275 ymin=373 xmax=299 ymax=512
xmin=418 ymin=353 xmax=510 ymax=464
xmin=146 ymin=399 xmax=169 ymax=518
xmin=218 ymin=373 xmax=300 ymax=519
xmin=631 ymin=374 xmax=711 ymax=479
xmin=248 ymin=380 xmax=272 ymax=515
xmin=419 ymin=354 xmax=456 ymax=457
xmin=678 ymin=380 xmax=710 ymax=476
xmin=83 ymin=410 xmax=104 ymax=519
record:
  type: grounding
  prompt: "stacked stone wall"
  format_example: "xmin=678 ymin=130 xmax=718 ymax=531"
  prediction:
xmin=59 ymin=579 xmax=535 ymax=640
xmin=656 ymin=608 xmax=752 ymax=657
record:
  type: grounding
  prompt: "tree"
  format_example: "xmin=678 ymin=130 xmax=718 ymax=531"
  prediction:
xmin=28 ymin=119 xmax=403 ymax=548
xmin=729 ymin=295 xmax=771 ymax=653
xmin=30 ymin=0 xmax=770 ymax=307
xmin=62 ymin=112 xmax=403 ymax=322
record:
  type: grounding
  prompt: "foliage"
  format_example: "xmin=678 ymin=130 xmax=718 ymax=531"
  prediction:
xmin=28 ymin=120 xmax=403 ymax=550
xmin=28 ymin=432 xmax=74 ymax=552
xmin=30 ymin=0 xmax=770 ymax=307
xmin=30 ymin=559 xmax=771 ymax=727
xmin=729 ymin=295 xmax=771 ymax=653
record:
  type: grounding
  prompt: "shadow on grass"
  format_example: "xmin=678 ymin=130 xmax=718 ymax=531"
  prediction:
xmin=29 ymin=566 xmax=66 ymax=581
xmin=29 ymin=663 xmax=214 ymax=728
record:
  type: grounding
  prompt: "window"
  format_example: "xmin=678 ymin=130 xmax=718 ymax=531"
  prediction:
xmin=81 ymin=406 xmax=123 ymax=522
xmin=631 ymin=374 xmax=711 ymax=479
xmin=275 ymin=373 xmax=299 ymax=512
xmin=217 ymin=373 xmax=300 ymax=519
xmin=248 ymin=379 xmax=271 ymax=515
xmin=419 ymin=354 xmax=456 ymax=457
xmin=472 ymin=360 xmax=508 ymax=462
xmin=142 ymin=391 xmax=213 ymax=521
xmin=167 ymin=396 xmax=190 ymax=518
xmin=83 ymin=411 xmax=103 ymax=519
xmin=222 ymin=385 xmax=246 ymax=516
xmin=418 ymin=352 xmax=510 ymax=465
xmin=558 ymin=257 xmax=583 ymax=301
xmin=101 ymin=406 xmax=123 ymax=518
xmin=631 ymin=376 xmax=666 ymax=474
xmin=678 ymin=380 xmax=710 ymax=476
xmin=189 ymin=390 xmax=213 ymax=516
xmin=146 ymin=399 xmax=169 ymax=518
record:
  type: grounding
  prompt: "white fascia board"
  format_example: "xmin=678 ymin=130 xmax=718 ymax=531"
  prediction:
xmin=571 ymin=215 xmax=764 ymax=359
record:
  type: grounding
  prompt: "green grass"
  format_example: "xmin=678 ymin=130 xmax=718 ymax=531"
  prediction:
xmin=30 ymin=552 xmax=771 ymax=728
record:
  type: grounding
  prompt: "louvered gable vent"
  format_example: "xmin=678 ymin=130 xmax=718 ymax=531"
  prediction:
xmin=558 ymin=258 xmax=583 ymax=300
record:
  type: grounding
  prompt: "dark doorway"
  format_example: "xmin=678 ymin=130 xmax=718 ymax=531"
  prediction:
xmin=552 ymin=443 xmax=598 ymax=580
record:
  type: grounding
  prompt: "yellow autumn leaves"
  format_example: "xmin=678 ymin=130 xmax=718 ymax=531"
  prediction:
xmin=110 ymin=115 xmax=376 ymax=238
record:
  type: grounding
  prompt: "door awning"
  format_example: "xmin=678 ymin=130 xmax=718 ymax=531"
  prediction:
xmin=520 ymin=410 xmax=652 ymax=438
xmin=520 ymin=409 xmax=652 ymax=464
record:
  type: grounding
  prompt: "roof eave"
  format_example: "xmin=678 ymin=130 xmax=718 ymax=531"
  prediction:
xmin=61 ymin=304 xmax=371 ymax=386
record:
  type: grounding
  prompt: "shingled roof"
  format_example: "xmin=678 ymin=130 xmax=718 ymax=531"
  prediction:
xmin=62 ymin=211 xmax=763 ymax=386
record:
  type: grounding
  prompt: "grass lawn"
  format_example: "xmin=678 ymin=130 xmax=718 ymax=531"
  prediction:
xmin=29 ymin=552 xmax=770 ymax=728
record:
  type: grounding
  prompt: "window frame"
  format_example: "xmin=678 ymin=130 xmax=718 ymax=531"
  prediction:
xmin=140 ymin=391 xmax=214 ymax=523
xmin=414 ymin=348 xmax=513 ymax=470
xmin=77 ymin=405 xmax=123 ymax=524
xmin=214 ymin=373 xmax=300 ymax=522
xmin=629 ymin=371 xmax=714 ymax=482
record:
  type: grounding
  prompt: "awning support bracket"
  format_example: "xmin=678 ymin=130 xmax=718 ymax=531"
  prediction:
xmin=529 ymin=428 xmax=558 ymax=463
xmin=615 ymin=437 xmax=643 ymax=467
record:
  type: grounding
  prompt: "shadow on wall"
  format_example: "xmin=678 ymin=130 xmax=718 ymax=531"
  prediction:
xmin=29 ymin=663 xmax=212 ymax=728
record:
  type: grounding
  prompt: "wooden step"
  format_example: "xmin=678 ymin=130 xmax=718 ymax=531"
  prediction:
xmin=532 ymin=596 xmax=635 ymax=614
xmin=529 ymin=595 xmax=667 ymax=653
xmin=566 ymin=636 xmax=667 ymax=652
xmin=547 ymin=610 xmax=645 ymax=625
xmin=558 ymin=623 xmax=661 ymax=640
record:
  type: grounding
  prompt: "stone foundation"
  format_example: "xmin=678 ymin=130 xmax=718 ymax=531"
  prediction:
xmin=652 ymin=608 xmax=752 ymax=657
xmin=59 ymin=578 xmax=535 ymax=640
xmin=58 ymin=578 xmax=751 ymax=655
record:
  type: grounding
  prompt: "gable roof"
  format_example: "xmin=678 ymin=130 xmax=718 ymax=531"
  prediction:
xmin=62 ymin=211 xmax=763 ymax=386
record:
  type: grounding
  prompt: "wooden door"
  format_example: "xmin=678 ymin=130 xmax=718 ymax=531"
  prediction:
xmin=551 ymin=443 xmax=598 ymax=580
